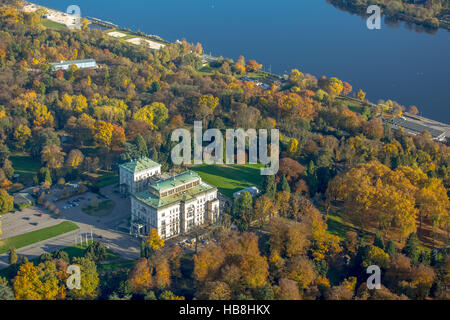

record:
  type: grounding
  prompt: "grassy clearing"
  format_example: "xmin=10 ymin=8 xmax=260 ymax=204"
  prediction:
xmin=82 ymin=200 xmax=115 ymax=217
xmin=326 ymin=212 xmax=366 ymax=240
xmin=41 ymin=19 xmax=68 ymax=31
xmin=191 ymin=164 xmax=263 ymax=198
xmin=93 ymin=172 xmax=119 ymax=189
xmin=0 ymin=222 xmax=79 ymax=254
xmin=10 ymin=153 xmax=41 ymax=184
xmin=336 ymin=96 xmax=367 ymax=114
xmin=98 ymin=259 xmax=136 ymax=273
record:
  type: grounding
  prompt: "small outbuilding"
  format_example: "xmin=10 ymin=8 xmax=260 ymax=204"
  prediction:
xmin=233 ymin=186 xmax=259 ymax=199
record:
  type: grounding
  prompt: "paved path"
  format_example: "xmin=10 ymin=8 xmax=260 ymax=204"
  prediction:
xmin=0 ymin=185 xmax=140 ymax=269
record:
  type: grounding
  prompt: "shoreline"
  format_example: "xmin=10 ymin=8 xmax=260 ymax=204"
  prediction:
xmin=19 ymin=1 xmax=450 ymax=128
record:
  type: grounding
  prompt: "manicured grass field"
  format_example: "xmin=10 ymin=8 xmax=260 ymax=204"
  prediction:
xmin=10 ymin=153 xmax=41 ymax=184
xmin=191 ymin=164 xmax=263 ymax=198
xmin=0 ymin=221 xmax=79 ymax=254
xmin=41 ymin=19 xmax=68 ymax=31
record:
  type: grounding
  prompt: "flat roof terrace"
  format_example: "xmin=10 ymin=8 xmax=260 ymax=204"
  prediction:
xmin=134 ymin=182 xmax=216 ymax=209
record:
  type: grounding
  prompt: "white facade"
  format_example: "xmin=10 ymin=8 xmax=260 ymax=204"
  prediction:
xmin=131 ymin=182 xmax=219 ymax=239
xmin=119 ymin=165 xmax=161 ymax=194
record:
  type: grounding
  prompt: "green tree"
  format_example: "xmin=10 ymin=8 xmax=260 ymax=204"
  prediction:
xmin=305 ymin=160 xmax=318 ymax=196
xmin=280 ymin=175 xmax=291 ymax=193
xmin=386 ymin=240 xmax=396 ymax=257
xmin=261 ymin=174 xmax=276 ymax=198
xmin=233 ymin=191 xmax=254 ymax=231
xmin=9 ymin=247 xmax=18 ymax=265
xmin=68 ymin=257 xmax=99 ymax=300
xmin=258 ymin=283 xmax=275 ymax=300
xmin=52 ymin=250 xmax=69 ymax=263
xmin=84 ymin=241 xmax=107 ymax=263
xmin=0 ymin=283 xmax=14 ymax=300
xmin=373 ymin=233 xmax=385 ymax=251
xmin=402 ymin=233 xmax=420 ymax=264
xmin=134 ymin=134 xmax=148 ymax=159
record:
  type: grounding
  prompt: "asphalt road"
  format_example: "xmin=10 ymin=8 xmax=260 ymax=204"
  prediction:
xmin=0 ymin=185 xmax=140 ymax=269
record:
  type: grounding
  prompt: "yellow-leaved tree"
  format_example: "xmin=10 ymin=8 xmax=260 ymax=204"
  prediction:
xmin=147 ymin=228 xmax=165 ymax=251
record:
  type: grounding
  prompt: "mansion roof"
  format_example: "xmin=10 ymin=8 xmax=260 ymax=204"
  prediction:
xmin=134 ymin=182 xmax=216 ymax=209
xmin=119 ymin=157 xmax=161 ymax=174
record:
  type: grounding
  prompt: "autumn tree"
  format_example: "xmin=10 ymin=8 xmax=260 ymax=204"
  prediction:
xmin=287 ymin=255 xmax=316 ymax=291
xmin=14 ymin=124 xmax=31 ymax=150
xmin=357 ymin=89 xmax=366 ymax=101
xmin=327 ymin=161 xmax=418 ymax=239
xmin=13 ymin=262 xmax=43 ymax=300
xmin=0 ymin=189 xmax=14 ymax=214
xmin=94 ymin=121 xmax=114 ymax=148
xmin=245 ymin=59 xmax=262 ymax=73
xmin=408 ymin=105 xmax=419 ymax=115
xmin=129 ymin=258 xmax=152 ymax=293
xmin=41 ymin=145 xmax=66 ymax=170
xmin=65 ymin=149 xmax=84 ymax=169
xmin=342 ymin=81 xmax=353 ymax=96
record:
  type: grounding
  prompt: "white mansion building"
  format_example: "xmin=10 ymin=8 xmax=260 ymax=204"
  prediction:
xmin=119 ymin=158 xmax=220 ymax=239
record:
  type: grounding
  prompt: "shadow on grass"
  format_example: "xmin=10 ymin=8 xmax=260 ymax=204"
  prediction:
xmin=326 ymin=213 xmax=373 ymax=240
xmin=192 ymin=164 xmax=263 ymax=197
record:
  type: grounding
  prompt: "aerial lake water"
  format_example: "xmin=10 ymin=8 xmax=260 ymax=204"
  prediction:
xmin=33 ymin=0 xmax=450 ymax=123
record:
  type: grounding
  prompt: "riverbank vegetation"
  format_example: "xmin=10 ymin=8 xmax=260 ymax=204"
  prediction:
xmin=328 ymin=0 xmax=450 ymax=30
xmin=0 ymin=1 xmax=448 ymax=300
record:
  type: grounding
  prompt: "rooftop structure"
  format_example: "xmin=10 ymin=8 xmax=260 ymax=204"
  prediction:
xmin=119 ymin=157 xmax=162 ymax=195
xmin=49 ymin=59 xmax=98 ymax=71
xmin=233 ymin=186 xmax=260 ymax=199
xmin=135 ymin=180 xmax=216 ymax=210
xmin=387 ymin=115 xmax=449 ymax=142
xmin=119 ymin=158 xmax=161 ymax=174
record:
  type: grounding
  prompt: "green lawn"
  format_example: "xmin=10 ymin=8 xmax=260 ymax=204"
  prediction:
xmin=0 ymin=221 xmax=79 ymax=254
xmin=326 ymin=212 xmax=362 ymax=240
xmin=98 ymin=259 xmax=136 ymax=273
xmin=82 ymin=200 xmax=115 ymax=216
xmin=41 ymin=19 xmax=68 ymax=31
xmin=93 ymin=173 xmax=119 ymax=189
xmin=10 ymin=153 xmax=41 ymax=184
xmin=335 ymin=96 xmax=368 ymax=115
xmin=191 ymin=164 xmax=263 ymax=198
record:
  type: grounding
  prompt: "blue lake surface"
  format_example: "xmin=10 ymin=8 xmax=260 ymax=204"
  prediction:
xmin=33 ymin=0 xmax=450 ymax=123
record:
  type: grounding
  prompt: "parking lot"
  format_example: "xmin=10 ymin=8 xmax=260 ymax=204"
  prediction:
xmin=0 ymin=184 xmax=141 ymax=269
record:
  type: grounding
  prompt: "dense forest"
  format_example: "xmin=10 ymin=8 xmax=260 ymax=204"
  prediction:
xmin=328 ymin=0 xmax=450 ymax=29
xmin=0 ymin=1 xmax=448 ymax=300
